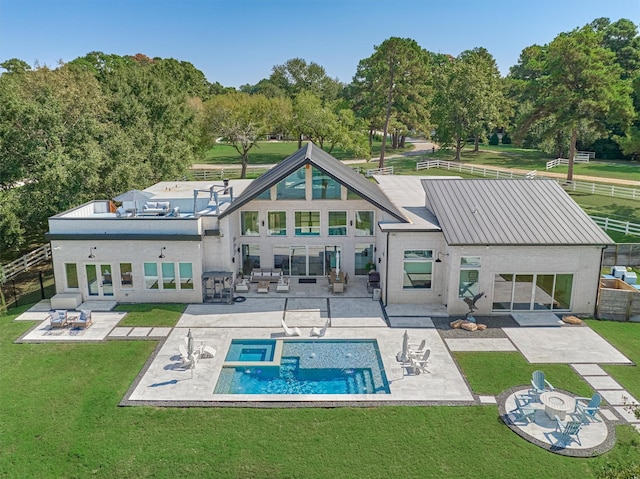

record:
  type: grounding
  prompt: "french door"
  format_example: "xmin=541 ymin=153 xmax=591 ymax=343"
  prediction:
xmin=85 ymin=264 xmax=114 ymax=297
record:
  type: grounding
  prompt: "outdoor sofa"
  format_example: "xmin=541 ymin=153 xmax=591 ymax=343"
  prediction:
xmin=250 ymin=268 xmax=283 ymax=283
xmin=141 ymin=201 xmax=171 ymax=216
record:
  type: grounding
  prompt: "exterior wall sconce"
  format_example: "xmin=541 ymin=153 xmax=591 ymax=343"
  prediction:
xmin=159 ymin=247 xmax=166 ymax=259
xmin=237 ymin=247 xmax=241 ymax=253
xmin=88 ymin=246 xmax=97 ymax=259
xmin=232 ymin=257 xmax=235 ymax=263
xmin=435 ymin=252 xmax=449 ymax=263
xmin=350 ymin=220 xmax=353 ymax=226
xmin=378 ymin=257 xmax=382 ymax=264
xmin=261 ymin=220 xmax=265 ymax=227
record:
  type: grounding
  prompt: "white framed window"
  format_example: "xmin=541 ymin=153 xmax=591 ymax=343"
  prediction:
xmin=403 ymin=250 xmax=433 ymax=289
xmin=295 ymin=211 xmax=320 ymax=236
xmin=65 ymin=263 xmax=79 ymax=289
xmin=241 ymin=211 xmax=260 ymax=236
xmin=268 ymin=211 xmax=286 ymax=236
xmin=328 ymin=211 xmax=347 ymax=236
xmin=355 ymin=211 xmax=374 ymax=236
xmin=120 ymin=262 xmax=133 ymax=289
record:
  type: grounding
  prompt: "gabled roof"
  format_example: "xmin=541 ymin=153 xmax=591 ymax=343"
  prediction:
xmin=219 ymin=143 xmax=407 ymax=222
xmin=422 ymin=178 xmax=613 ymax=246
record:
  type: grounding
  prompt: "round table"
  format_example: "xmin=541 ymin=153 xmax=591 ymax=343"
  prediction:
xmin=540 ymin=391 xmax=576 ymax=420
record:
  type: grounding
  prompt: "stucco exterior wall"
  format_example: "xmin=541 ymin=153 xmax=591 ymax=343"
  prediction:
xmin=383 ymin=231 xmax=447 ymax=304
xmin=442 ymin=244 xmax=603 ymax=316
xmin=51 ymin=239 xmax=203 ymax=303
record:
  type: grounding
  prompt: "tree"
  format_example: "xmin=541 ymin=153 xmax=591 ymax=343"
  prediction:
xmin=512 ymin=26 xmax=634 ymax=180
xmin=204 ymin=92 xmax=280 ymax=178
xmin=269 ymin=58 xmax=343 ymax=102
xmin=352 ymin=38 xmax=430 ymax=168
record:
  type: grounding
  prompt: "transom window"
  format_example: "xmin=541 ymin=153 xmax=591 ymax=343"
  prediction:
xmin=268 ymin=211 xmax=287 ymax=236
xmin=241 ymin=211 xmax=259 ymax=236
xmin=295 ymin=211 xmax=320 ymax=236
xmin=355 ymin=211 xmax=374 ymax=236
xmin=328 ymin=211 xmax=347 ymax=236
xmin=403 ymin=250 xmax=433 ymax=289
xmin=312 ymin=167 xmax=341 ymax=199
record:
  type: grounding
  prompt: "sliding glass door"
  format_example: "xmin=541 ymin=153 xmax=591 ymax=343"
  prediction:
xmin=492 ymin=273 xmax=573 ymax=311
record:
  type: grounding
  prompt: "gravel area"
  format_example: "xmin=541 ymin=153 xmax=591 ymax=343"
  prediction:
xmin=434 ymin=316 xmax=518 ymax=339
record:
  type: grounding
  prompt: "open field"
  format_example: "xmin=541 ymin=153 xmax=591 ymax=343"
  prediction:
xmin=1 ymin=304 xmax=639 ymax=478
xmin=202 ymin=140 xmax=413 ymax=165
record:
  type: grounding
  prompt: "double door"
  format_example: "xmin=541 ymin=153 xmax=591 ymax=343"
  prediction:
xmin=85 ymin=264 xmax=114 ymax=297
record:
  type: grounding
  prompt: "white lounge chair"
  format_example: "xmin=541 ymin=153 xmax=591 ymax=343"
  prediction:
xmin=281 ymin=318 xmax=301 ymax=337
xmin=411 ymin=349 xmax=431 ymax=374
xmin=408 ymin=339 xmax=427 ymax=358
xmin=70 ymin=309 xmax=92 ymax=329
xmin=199 ymin=345 xmax=216 ymax=359
xmin=310 ymin=319 xmax=330 ymax=338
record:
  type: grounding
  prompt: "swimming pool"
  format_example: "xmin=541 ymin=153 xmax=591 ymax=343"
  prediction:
xmin=214 ymin=339 xmax=390 ymax=395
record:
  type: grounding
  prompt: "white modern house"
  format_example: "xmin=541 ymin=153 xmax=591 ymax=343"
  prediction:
xmin=47 ymin=143 xmax=612 ymax=316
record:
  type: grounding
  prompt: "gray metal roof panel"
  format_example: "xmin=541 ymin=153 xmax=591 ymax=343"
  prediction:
xmin=421 ymin=178 xmax=613 ymax=245
xmin=219 ymin=143 xmax=407 ymax=222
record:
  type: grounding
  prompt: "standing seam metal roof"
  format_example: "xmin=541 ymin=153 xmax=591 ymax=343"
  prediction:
xmin=219 ymin=143 xmax=408 ymax=222
xmin=421 ymin=178 xmax=613 ymax=245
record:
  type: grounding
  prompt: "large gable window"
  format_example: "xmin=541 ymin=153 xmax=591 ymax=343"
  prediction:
xmin=312 ymin=167 xmax=341 ymax=199
xmin=277 ymin=167 xmax=306 ymax=200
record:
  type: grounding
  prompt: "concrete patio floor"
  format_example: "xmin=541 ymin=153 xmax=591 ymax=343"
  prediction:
xmin=499 ymin=387 xmax=616 ymax=457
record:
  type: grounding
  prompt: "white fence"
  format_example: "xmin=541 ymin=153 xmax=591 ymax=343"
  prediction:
xmin=1 ymin=244 xmax=52 ymax=283
xmin=417 ymin=159 xmax=640 ymax=200
xmin=590 ymin=216 xmax=640 ymax=237
xmin=578 ymin=151 xmax=596 ymax=159
xmin=366 ymin=166 xmax=394 ymax=177
xmin=190 ymin=166 xmax=273 ymax=180
xmin=546 ymin=156 xmax=590 ymax=170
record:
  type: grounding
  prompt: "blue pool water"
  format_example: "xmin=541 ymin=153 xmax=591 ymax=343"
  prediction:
xmin=214 ymin=339 xmax=390 ymax=395
xmin=224 ymin=339 xmax=276 ymax=362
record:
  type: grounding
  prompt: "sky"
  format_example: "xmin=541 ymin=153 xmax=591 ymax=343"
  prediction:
xmin=1 ymin=0 xmax=638 ymax=88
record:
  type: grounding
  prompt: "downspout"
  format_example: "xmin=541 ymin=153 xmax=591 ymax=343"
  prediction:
xmin=384 ymin=231 xmax=390 ymax=307
xmin=595 ymin=245 xmax=607 ymax=318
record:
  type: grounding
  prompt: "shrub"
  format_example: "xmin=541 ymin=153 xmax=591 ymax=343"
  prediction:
xmin=488 ymin=132 xmax=499 ymax=145
xmin=502 ymin=133 xmax=512 ymax=144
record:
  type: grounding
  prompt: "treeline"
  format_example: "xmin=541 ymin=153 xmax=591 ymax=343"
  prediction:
xmin=0 ymin=17 xmax=638 ymax=255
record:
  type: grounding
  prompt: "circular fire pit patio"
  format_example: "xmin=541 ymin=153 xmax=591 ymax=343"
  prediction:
xmin=497 ymin=386 xmax=616 ymax=457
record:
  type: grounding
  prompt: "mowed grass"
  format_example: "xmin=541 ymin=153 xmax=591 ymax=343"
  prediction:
xmin=426 ymin=144 xmax=640 ymax=183
xmin=201 ymin=140 xmax=413 ymax=165
xmin=114 ymin=303 xmax=186 ymax=327
xmin=2 ymin=305 xmax=639 ymax=478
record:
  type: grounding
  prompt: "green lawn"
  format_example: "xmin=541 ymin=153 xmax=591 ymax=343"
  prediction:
xmin=2 ymin=305 xmax=639 ymax=478
xmin=427 ymin=145 xmax=640 ymax=183
xmin=114 ymin=303 xmax=186 ymax=327
xmin=201 ymin=140 xmax=413 ymax=165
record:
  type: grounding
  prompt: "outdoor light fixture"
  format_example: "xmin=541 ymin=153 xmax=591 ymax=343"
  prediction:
xmin=159 ymin=247 xmax=166 ymax=259
xmin=88 ymin=247 xmax=97 ymax=259
xmin=435 ymin=252 xmax=449 ymax=263
xmin=378 ymin=257 xmax=382 ymax=264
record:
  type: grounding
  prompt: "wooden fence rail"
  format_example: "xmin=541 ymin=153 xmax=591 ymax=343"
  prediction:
xmin=1 ymin=244 xmax=51 ymax=283
xmin=416 ymin=159 xmax=640 ymax=201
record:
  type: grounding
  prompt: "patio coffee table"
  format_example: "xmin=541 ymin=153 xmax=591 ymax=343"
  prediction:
xmin=540 ymin=391 xmax=576 ymax=420
xmin=257 ymin=281 xmax=269 ymax=293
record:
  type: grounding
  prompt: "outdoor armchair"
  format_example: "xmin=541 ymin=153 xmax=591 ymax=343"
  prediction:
xmin=529 ymin=370 xmax=554 ymax=401
xmin=70 ymin=310 xmax=93 ymax=329
xmin=49 ymin=310 xmax=68 ymax=328
xmin=574 ymin=393 xmax=602 ymax=423
xmin=510 ymin=394 xmax=536 ymax=424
